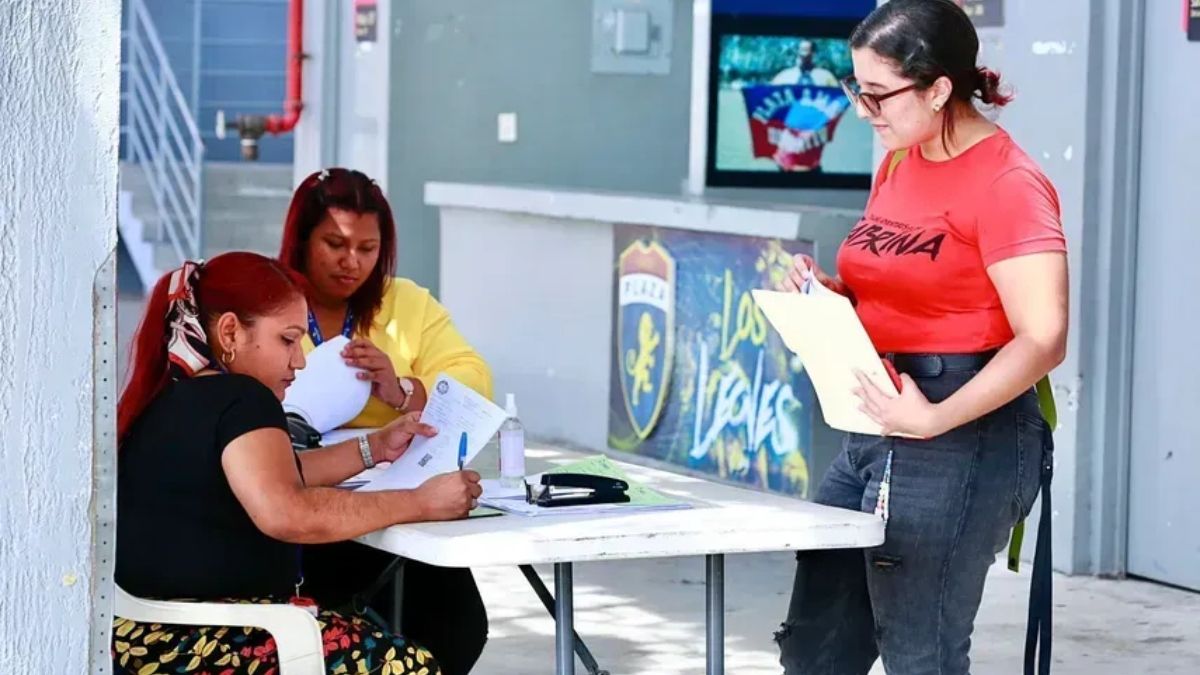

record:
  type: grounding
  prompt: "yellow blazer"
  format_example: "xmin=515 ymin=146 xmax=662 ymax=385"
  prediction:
xmin=301 ymin=278 xmax=494 ymax=428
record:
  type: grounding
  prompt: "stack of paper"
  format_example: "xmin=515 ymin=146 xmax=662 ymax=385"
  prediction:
xmin=480 ymin=455 xmax=693 ymax=517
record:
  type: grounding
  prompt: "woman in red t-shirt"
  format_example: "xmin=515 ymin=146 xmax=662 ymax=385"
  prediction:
xmin=774 ymin=2 xmax=1067 ymax=674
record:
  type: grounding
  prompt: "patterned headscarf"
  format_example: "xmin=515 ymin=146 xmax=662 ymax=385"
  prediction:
xmin=165 ymin=261 xmax=216 ymax=379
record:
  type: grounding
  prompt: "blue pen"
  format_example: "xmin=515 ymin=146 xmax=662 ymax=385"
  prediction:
xmin=457 ymin=431 xmax=468 ymax=470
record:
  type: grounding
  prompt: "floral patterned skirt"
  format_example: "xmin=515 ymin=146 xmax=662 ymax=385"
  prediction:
xmin=112 ymin=600 xmax=440 ymax=675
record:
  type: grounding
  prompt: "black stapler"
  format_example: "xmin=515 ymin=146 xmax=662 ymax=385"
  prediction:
xmin=525 ymin=473 xmax=630 ymax=508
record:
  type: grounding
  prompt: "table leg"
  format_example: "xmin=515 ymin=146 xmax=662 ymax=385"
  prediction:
xmin=555 ymin=562 xmax=575 ymax=675
xmin=706 ymin=554 xmax=725 ymax=675
xmin=390 ymin=561 xmax=406 ymax=631
xmin=519 ymin=565 xmax=608 ymax=675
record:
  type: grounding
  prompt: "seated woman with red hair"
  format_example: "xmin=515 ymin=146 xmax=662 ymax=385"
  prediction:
xmin=113 ymin=252 xmax=481 ymax=675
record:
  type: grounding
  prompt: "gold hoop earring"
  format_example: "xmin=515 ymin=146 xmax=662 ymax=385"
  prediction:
xmin=222 ymin=349 xmax=237 ymax=367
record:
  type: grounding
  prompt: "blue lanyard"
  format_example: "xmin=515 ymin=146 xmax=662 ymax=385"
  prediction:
xmin=307 ymin=308 xmax=355 ymax=345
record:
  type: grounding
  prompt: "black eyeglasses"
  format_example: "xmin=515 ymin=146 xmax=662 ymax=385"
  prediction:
xmin=841 ymin=77 xmax=920 ymax=116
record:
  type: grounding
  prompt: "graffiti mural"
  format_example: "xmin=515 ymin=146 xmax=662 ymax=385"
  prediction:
xmin=609 ymin=225 xmax=816 ymax=497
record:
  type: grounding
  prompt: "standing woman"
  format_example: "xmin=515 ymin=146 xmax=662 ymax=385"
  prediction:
xmin=278 ymin=168 xmax=493 ymax=675
xmin=775 ymin=1 xmax=1067 ymax=674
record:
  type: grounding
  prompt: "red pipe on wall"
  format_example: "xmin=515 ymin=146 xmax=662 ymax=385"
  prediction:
xmin=217 ymin=0 xmax=304 ymax=159
xmin=263 ymin=0 xmax=304 ymax=134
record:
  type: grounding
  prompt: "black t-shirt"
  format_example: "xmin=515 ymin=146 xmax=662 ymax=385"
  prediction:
xmin=116 ymin=374 xmax=298 ymax=600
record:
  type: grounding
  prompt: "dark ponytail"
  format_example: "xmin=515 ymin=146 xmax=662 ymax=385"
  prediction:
xmin=851 ymin=0 xmax=1011 ymax=147
xmin=975 ymin=67 xmax=1012 ymax=107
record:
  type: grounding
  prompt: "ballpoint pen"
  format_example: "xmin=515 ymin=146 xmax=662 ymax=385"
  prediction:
xmin=457 ymin=431 xmax=468 ymax=470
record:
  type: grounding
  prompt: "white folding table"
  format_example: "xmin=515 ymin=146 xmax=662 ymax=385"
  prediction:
xmin=357 ymin=456 xmax=883 ymax=675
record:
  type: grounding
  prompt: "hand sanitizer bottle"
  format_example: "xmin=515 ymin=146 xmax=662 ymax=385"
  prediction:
xmin=499 ymin=393 xmax=525 ymax=488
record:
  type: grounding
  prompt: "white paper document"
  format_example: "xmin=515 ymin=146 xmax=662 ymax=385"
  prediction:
xmin=751 ymin=289 xmax=903 ymax=436
xmin=282 ymin=335 xmax=371 ymax=433
xmin=355 ymin=374 xmax=510 ymax=492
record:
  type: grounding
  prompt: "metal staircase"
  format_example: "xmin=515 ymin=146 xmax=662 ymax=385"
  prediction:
xmin=119 ymin=0 xmax=205 ymax=289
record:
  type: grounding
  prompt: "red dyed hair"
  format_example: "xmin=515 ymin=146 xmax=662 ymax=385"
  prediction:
xmin=117 ymin=252 xmax=307 ymax=443
xmin=277 ymin=168 xmax=397 ymax=335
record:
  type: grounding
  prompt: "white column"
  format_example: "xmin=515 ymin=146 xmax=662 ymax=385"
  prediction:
xmin=0 ymin=0 xmax=121 ymax=671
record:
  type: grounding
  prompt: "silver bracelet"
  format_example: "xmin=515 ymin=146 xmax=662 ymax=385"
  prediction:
xmin=358 ymin=434 xmax=376 ymax=469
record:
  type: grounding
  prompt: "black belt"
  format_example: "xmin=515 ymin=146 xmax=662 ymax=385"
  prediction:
xmin=881 ymin=350 xmax=998 ymax=378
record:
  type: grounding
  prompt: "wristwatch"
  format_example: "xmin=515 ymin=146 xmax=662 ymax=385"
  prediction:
xmin=396 ymin=377 xmax=415 ymax=411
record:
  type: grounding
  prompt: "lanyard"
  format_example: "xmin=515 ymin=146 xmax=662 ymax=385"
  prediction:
xmin=307 ymin=308 xmax=355 ymax=345
xmin=294 ymin=546 xmax=305 ymax=599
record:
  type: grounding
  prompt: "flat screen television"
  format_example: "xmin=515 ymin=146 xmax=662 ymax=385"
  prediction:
xmin=699 ymin=1 xmax=874 ymax=191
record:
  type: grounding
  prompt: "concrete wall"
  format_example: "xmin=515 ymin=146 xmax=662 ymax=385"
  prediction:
xmin=0 ymin=0 xmax=121 ymax=671
xmin=434 ymin=186 xmax=863 ymax=493
xmin=412 ymin=0 xmax=1110 ymax=574
xmin=300 ymin=0 xmax=1156 ymax=575
xmin=956 ymin=3 xmax=1092 ymax=571
xmin=964 ymin=0 xmax=1147 ymax=575
xmin=385 ymin=0 xmax=869 ymax=293
xmin=1124 ymin=0 xmax=1200 ymax=590
xmin=441 ymin=209 xmax=616 ymax=450
xmin=415 ymin=0 xmax=1125 ymax=574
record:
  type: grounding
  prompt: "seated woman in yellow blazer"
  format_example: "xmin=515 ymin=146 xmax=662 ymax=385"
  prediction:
xmin=281 ymin=168 xmax=492 ymax=425
xmin=278 ymin=167 xmax=491 ymax=675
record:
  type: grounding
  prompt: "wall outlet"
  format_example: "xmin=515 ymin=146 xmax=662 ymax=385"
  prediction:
xmin=498 ymin=112 xmax=518 ymax=143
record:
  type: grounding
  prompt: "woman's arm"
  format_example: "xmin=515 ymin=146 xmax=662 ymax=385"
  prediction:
xmin=854 ymin=251 xmax=1068 ymax=438
xmin=294 ymin=434 xmax=381 ymax=487
xmin=933 ymin=251 xmax=1068 ymax=432
xmin=222 ymin=427 xmax=482 ymax=544
xmin=296 ymin=412 xmax=436 ymax=487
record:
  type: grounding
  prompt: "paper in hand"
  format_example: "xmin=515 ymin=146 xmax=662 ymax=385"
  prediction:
xmin=355 ymin=374 xmax=510 ymax=492
xmin=282 ymin=335 xmax=371 ymax=434
xmin=751 ymin=289 xmax=906 ymax=437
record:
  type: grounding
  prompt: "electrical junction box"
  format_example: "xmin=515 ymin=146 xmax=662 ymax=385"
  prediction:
xmin=591 ymin=0 xmax=673 ymax=75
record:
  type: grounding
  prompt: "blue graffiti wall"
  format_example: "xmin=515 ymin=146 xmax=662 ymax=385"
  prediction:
xmin=609 ymin=225 xmax=816 ymax=497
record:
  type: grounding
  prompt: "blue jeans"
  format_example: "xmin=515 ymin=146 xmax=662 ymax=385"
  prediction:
xmin=776 ymin=355 xmax=1051 ymax=675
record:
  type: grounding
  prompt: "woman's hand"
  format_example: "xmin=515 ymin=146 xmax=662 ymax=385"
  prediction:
xmin=852 ymin=370 xmax=948 ymax=439
xmin=413 ymin=470 xmax=483 ymax=521
xmin=342 ymin=338 xmax=406 ymax=408
xmin=368 ymin=412 xmax=437 ymax=464
xmin=780 ymin=254 xmax=854 ymax=299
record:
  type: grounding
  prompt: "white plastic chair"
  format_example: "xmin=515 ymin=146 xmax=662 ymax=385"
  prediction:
xmin=114 ymin=584 xmax=325 ymax=675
